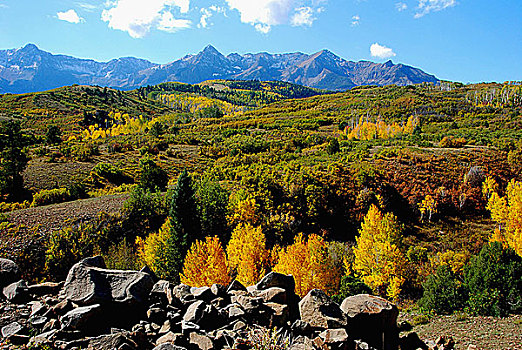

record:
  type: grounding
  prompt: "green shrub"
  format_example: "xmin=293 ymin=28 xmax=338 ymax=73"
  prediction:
xmin=418 ymin=264 xmax=465 ymax=314
xmin=122 ymin=186 xmax=166 ymax=231
xmin=91 ymin=162 xmax=129 ymax=185
xmin=332 ymin=275 xmax=372 ymax=304
xmin=31 ymin=188 xmax=69 ymax=207
xmin=326 ymin=138 xmax=340 ymax=155
xmin=103 ymin=238 xmax=140 ymax=270
xmin=137 ymin=158 xmax=169 ymax=191
xmin=464 ymin=242 xmax=522 ymax=316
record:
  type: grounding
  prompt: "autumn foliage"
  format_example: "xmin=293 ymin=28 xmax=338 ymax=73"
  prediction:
xmin=226 ymin=223 xmax=270 ymax=286
xmin=486 ymin=178 xmax=522 ymax=256
xmin=274 ymin=233 xmax=341 ymax=297
xmin=180 ymin=236 xmax=231 ymax=287
xmin=352 ymin=205 xmax=407 ymax=299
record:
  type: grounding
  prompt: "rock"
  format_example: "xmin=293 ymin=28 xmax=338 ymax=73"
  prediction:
xmin=27 ymin=281 xmax=64 ymax=297
xmin=156 ymin=331 xmax=183 ymax=345
xmin=256 ymin=272 xmax=295 ymax=293
xmin=183 ymin=301 xmax=218 ymax=330
xmin=153 ymin=343 xmax=188 ymax=350
xmin=28 ymin=315 xmax=48 ymax=328
xmin=62 ymin=256 xmax=155 ymax=306
xmin=291 ymin=320 xmax=312 ymax=336
xmin=255 ymin=287 xmax=287 ymax=304
xmin=3 ymin=280 xmax=29 ymax=303
xmin=148 ymin=307 xmax=167 ymax=324
xmin=398 ymin=320 xmax=413 ymax=332
xmin=234 ymin=295 xmax=263 ymax=314
xmin=1 ymin=321 xmax=23 ymax=339
xmin=265 ymin=302 xmax=289 ymax=327
xmin=193 ymin=286 xmax=214 ymax=302
xmin=85 ymin=332 xmax=138 ymax=350
xmin=319 ymin=328 xmax=349 ymax=347
xmin=150 ymin=280 xmax=174 ymax=305
xmin=0 ymin=258 xmax=20 ymax=289
xmin=50 ymin=298 xmax=74 ymax=316
xmin=290 ymin=335 xmax=315 ymax=350
xmin=298 ymin=289 xmax=347 ymax=329
xmin=340 ymin=294 xmax=399 ymax=350
xmin=399 ymin=332 xmax=428 ymax=350
xmin=29 ymin=301 xmax=46 ymax=317
xmin=28 ymin=330 xmax=58 ymax=348
xmin=59 ymin=304 xmax=102 ymax=331
xmin=189 ymin=332 xmax=214 ymax=350
xmin=226 ymin=280 xmax=247 ymax=293
xmin=227 ymin=304 xmax=245 ymax=319
xmin=172 ymin=284 xmax=194 ymax=304
xmin=210 ymin=284 xmax=226 ymax=298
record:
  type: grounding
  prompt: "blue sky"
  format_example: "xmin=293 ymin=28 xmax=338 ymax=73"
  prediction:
xmin=0 ymin=0 xmax=520 ymax=83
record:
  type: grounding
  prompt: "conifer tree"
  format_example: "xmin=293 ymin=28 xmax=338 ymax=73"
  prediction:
xmin=165 ymin=170 xmax=201 ymax=282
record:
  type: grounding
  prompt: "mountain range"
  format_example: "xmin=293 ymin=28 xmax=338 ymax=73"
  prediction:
xmin=0 ymin=44 xmax=439 ymax=94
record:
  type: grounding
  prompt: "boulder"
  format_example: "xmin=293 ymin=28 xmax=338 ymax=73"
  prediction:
xmin=189 ymin=332 xmax=215 ymax=350
xmin=27 ymin=281 xmax=64 ymax=297
xmin=59 ymin=304 xmax=102 ymax=331
xmin=255 ymin=287 xmax=287 ymax=304
xmin=256 ymin=272 xmax=295 ymax=293
xmin=61 ymin=256 xmax=155 ymax=306
xmin=298 ymin=289 xmax=347 ymax=329
xmin=153 ymin=343 xmax=188 ymax=350
xmin=1 ymin=321 xmax=23 ymax=339
xmin=265 ymin=302 xmax=289 ymax=327
xmin=183 ymin=301 xmax=218 ymax=330
xmin=399 ymin=332 xmax=429 ymax=350
xmin=319 ymin=328 xmax=350 ymax=348
xmin=340 ymin=294 xmax=399 ymax=350
xmin=156 ymin=331 xmax=183 ymax=345
xmin=3 ymin=280 xmax=29 ymax=303
xmin=192 ymin=286 xmax=214 ymax=302
xmin=226 ymin=280 xmax=247 ymax=293
xmin=150 ymin=280 xmax=174 ymax=305
xmin=0 ymin=258 xmax=20 ymax=289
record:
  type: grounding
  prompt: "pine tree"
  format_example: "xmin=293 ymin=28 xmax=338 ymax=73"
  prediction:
xmin=165 ymin=170 xmax=201 ymax=282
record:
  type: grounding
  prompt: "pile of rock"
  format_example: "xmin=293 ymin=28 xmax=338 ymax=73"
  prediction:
xmin=1 ymin=257 xmax=451 ymax=350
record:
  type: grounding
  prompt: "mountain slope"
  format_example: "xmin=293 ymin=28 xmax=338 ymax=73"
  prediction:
xmin=0 ymin=44 xmax=439 ymax=93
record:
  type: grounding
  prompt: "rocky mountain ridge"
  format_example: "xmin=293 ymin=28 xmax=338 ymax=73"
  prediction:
xmin=0 ymin=44 xmax=439 ymax=94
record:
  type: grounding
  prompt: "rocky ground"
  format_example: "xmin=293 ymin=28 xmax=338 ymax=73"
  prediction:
xmin=0 ymin=256 xmax=458 ymax=350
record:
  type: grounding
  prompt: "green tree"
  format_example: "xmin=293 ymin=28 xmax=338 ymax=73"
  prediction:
xmin=45 ymin=125 xmax=62 ymax=144
xmin=419 ymin=265 xmax=465 ymax=314
xmin=138 ymin=157 xmax=168 ymax=191
xmin=197 ymin=178 xmax=230 ymax=239
xmin=164 ymin=170 xmax=201 ymax=282
xmin=464 ymin=242 xmax=522 ymax=316
xmin=0 ymin=120 xmax=29 ymax=200
xmin=326 ymin=138 xmax=340 ymax=155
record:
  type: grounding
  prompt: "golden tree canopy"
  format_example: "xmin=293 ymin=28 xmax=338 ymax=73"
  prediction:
xmin=180 ymin=236 xmax=231 ymax=287
xmin=352 ymin=204 xmax=407 ymax=299
xmin=486 ymin=179 xmax=522 ymax=256
xmin=274 ymin=233 xmax=341 ymax=297
xmin=226 ymin=223 xmax=269 ymax=286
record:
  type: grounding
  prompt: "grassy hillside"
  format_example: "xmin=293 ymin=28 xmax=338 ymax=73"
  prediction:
xmin=0 ymin=80 xmax=521 ymax=324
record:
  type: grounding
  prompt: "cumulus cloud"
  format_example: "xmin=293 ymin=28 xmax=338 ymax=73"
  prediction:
xmin=415 ymin=0 xmax=456 ymax=18
xmin=77 ymin=3 xmax=98 ymax=12
xmin=351 ymin=14 xmax=360 ymax=26
xmin=57 ymin=9 xmax=84 ymax=23
xmin=101 ymin=0 xmax=191 ymax=38
xmin=396 ymin=2 xmax=407 ymax=11
xmin=198 ymin=6 xmax=226 ymax=28
xmin=370 ymin=43 xmax=396 ymax=59
xmin=291 ymin=7 xmax=314 ymax=26
xmin=225 ymin=0 xmax=321 ymax=33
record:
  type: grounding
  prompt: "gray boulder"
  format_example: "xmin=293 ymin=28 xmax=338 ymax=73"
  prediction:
xmin=256 ymin=272 xmax=295 ymax=293
xmin=340 ymin=294 xmax=399 ymax=350
xmin=59 ymin=304 xmax=102 ymax=331
xmin=1 ymin=321 xmax=23 ymax=339
xmin=61 ymin=256 xmax=155 ymax=306
xmin=0 ymin=258 xmax=20 ymax=289
xmin=298 ymin=289 xmax=347 ymax=329
xmin=3 ymin=280 xmax=29 ymax=303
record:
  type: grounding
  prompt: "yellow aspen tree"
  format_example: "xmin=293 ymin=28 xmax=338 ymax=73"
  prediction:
xmin=419 ymin=194 xmax=437 ymax=222
xmin=274 ymin=233 xmax=341 ymax=297
xmin=352 ymin=205 xmax=407 ymax=299
xmin=226 ymin=223 xmax=269 ymax=286
xmin=180 ymin=236 xmax=231 ymax=287
xmin=135 ymin=218 xmax=173 ymax=278
xmin=486 ymin=179 xmax=522 ymax=256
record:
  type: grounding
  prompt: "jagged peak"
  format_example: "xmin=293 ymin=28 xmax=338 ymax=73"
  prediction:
xmin=20 ymin=43 xmax=40 ymax=52
xmin=201 ymin=44 xmax=221 ymax=56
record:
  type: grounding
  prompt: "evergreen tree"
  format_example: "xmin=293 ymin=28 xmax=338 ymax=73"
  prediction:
xmin=165 ymin=170 xmax=201 ymax=282
xmin=0 ymin=120 xmax=29 ymax=200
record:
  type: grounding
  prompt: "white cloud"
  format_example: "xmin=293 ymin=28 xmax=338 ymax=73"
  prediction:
xmin=396 ymin=2 xmax=407 ymax=11
xmin=198 ymin=6 xmax=226 ymax=28
xmin=77 ymin=3 xmax=98 ymax=12
xmin=351 ymin=14 xmax=360 ymax=26
xmin=415 ymin=0 xmax=456 ymax=18
xmin=225 ymin=0 xmax=321 ymax=33
xmin=57 ymin=9 xmax=84 ymax=23
xmin=291 ymin=7 xmax=314 ymax=27
xmin=370 ymin=43 xmax=396 ymax=59
xmin=101 ymin=0 xmax=190 ymax=38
